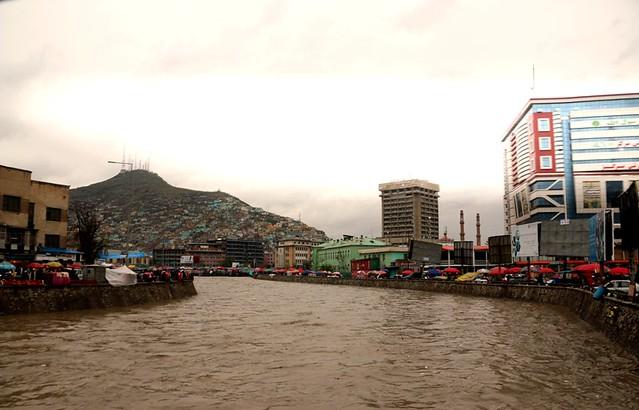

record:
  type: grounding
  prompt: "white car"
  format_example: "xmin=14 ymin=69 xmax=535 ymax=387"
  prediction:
xmin=604 ymin=280 xmax=630 ymax=296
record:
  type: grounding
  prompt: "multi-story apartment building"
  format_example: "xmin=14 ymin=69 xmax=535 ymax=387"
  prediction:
xmin=379 ymin=179 xmax=439 ymax=245
xmin=185 ymin=241 xmax=226 ymax=267
xmin=502 ymin=93 xmax=639 ymax=241
xmin=275 ymin=237 xmax=323 ymax=268
xmin=152 ymin=248 xmax=186 ymax=267
xmin=186 ymin=239 xmax=265 ymax=267
xmin=0 ymin=165 xmax=70 ymax=260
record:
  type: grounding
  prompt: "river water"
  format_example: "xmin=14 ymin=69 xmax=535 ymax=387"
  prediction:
xmin=1 ymin=277 xmax=638 ymax=409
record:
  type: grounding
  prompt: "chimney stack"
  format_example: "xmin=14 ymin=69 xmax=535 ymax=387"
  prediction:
xmin=459 ymin=210 xmax=465 ymax=241
xmin=476 ymin=213 xmax=481 ymax=245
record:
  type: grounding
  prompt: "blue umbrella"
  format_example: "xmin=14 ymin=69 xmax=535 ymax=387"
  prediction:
xmin=0 ymin=261 xmax=16 ymax=271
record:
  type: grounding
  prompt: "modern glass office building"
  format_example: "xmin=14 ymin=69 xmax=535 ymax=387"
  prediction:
xmin=502 ymin=93 xmax=639 ymax=240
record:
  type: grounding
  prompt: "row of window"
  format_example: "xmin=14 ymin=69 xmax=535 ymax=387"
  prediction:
xmin=2 ymin=195 xmax=64 ymax=221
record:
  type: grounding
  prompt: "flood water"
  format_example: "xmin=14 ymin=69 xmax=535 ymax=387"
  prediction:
xmin=1 ymin=277 xmax=638 ymax=409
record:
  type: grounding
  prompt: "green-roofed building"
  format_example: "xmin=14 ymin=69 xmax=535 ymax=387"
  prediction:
xmin=312 ymin=236 xmax=388 ymax=275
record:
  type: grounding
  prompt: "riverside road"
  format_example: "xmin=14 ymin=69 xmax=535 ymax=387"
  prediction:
xmin=1 ymin=277 xmax=638 ymax=409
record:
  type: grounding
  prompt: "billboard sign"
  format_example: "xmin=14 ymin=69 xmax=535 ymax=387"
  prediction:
xmin=488 ymin=235 xmax=512 ymax=265
xmin=511 ymin=223 xmax=539 ymax=258
xmin=588 ymin=211 xmax=613 ymax=262
xmin=409 ymin=240 xmax=442 ymax=265
xmin=453 ymin=241 xmax=474 ymax=265
xmin=539 ymin=219 xmax=590 ymax=257
xmin=179 ymin=255 xmax=193 ymax=264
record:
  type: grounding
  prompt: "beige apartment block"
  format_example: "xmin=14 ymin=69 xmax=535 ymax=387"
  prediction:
xmin=379 ymin=179 xmax=440 ymax=242
xmin=275 ymin=237 xmax=322 ymax=268
xmin=0 ymin=165 xmax=70 ymax=257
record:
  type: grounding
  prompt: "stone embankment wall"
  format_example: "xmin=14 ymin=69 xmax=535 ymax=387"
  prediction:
xmin=0 ymin=281 xmax=197 ymax=315
xmin=256 ymin=275 xmax=639 ymax=358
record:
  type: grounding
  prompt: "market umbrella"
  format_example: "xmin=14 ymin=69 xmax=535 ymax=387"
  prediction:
xmin=506 ymin=266 xmax=522 ymax=274
xmin=46 ymin=261 xmax=62 ymax=268
xmin=70 ymin=263 xmax=82 ymax=269
xmin=489 ymin=266 xmax=508 ymax=275
xmin=477 ymin=268 xmax=490 ymax=274
xmin=0 ymin=261 xmax=16 ymax=271
xmin=609 ymin=266 xmax=630 ymax=276
xmin=401 ymin=269 xmax=414 ymax=276
xmin=573 ymin=263 xmax=602 ymax=273
xmin=443 ymin=267 xmax=460 ymax=274
xmin=27 ymin=262 xmax=44 ymax=269
xmin=539 ymin=267 xmax=555 ymax=274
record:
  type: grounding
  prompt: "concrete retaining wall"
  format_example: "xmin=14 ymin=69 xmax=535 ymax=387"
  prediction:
xmin=0 ymin=281 xmax=197 ymax=315
xmin=256 ymin=275 xmax=639 ymax=358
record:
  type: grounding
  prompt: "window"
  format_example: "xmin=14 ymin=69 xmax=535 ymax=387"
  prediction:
xmin=539 ymin=137 xmax=551 ymax=150
xmin=537 ymin=118 xmax=550 ymax=132
xmin=539 ymin=156 xmax=553 ymax=169
xmin=583 ymin=181 xmax=601 ymax=209
xmin=2 ymin=195 xmax=21 ymax=213
xmin=44 ymin=234 xmax=60 ymax=248
xmin=46 ymin=207 xmax=62 ymax=222
xmin=606 ymin=181 xmax=624 ymax=208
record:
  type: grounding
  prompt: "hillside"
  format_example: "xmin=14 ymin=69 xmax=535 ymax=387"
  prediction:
xmin=69 ymin=170 xmax=328 ymax=251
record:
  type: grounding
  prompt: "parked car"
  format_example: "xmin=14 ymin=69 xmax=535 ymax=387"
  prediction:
xmin=546 ymin=271 xmax=584 ymax=288
xmin=604 ymin=280 xmax=630 ymax=296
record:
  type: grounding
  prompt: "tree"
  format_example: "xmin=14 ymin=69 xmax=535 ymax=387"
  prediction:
xmin=72 ymin=202 xmax=106 ymax=264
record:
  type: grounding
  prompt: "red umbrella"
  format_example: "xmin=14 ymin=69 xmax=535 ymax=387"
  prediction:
xmin=443 ymin=267 xmax=460 ymax=274
xmin=609 ymin=266 xmax=630 ymax=276
xmin=506 ymin=266 xmax=521 ymax=274
xmin=539 ymin=267 xmax=555 ymax=274
xmin=401 ymin=269 xmax=415 ymax=276
xmin=489 ymin=267 xmax=508 ymax=275
xmin=27 ymin=262 xmax=44 ymax=269
xmin=573 ymin=263 xmax=602 ymax=273
xmin=70 ymin=263 xmax=82 ymax=269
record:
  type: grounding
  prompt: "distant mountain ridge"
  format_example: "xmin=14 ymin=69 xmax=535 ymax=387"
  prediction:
xmin=69 ymin=170 xmax=328 ymax=251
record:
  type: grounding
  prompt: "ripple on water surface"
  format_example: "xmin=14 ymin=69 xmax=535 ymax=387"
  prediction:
xmin=1 ymin=277 xmax=638 ymax=409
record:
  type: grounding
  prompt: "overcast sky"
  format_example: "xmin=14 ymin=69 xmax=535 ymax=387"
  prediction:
xmin=1 ymin=0 xmax=638 ymax=241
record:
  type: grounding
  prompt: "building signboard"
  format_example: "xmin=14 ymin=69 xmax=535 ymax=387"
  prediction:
xmin=453 ymin=241 xmax=474 ymax=266
xmin=179 ymin=255 xmax=193 ymax=264
xmin=570 ymin=117 xmax=639 ymax=129
xmin=488 ymin=235 xmax=512 ymax=265
xmin=539 ymin=219 xmax=590 ymax=257
xmin=572 ymin=140 xmax=639 ymax=150
xmin=511 ymin=223 xmax=539 ymax=258
xmin=408 ymin=240 xmax=442 ymax=265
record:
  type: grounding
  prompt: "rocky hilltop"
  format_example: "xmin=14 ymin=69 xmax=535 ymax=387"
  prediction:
xmin=69 ymin=170 xmax=328 ymax=251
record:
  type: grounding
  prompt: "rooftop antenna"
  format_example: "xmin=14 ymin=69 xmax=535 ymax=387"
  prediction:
xmin=530 ymin=64 xmax=536 ymax=95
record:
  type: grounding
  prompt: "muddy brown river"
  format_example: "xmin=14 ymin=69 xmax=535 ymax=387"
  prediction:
xmin=1 ymin=277 xmax=638 ymax=409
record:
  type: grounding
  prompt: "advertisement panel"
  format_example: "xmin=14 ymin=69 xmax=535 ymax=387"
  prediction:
xmin=179 ymin=255 xmax=193 ymax=264
xmin=588 ymin=211 xmax=613 ymax=262
xmin=511 ymin=223 xmax=539 ymax=258
xmin=619 ymin=181 xmax=639 ymax=250
xmin=453 ymin=241 xmax=474 ymax=265
xmin=408 ymin=240 xmax=442 ymax=265
xmin=488 ymin=235 xmax=512 ymax=265
xmin=539 ymin=219 xmax=590 ymax=257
